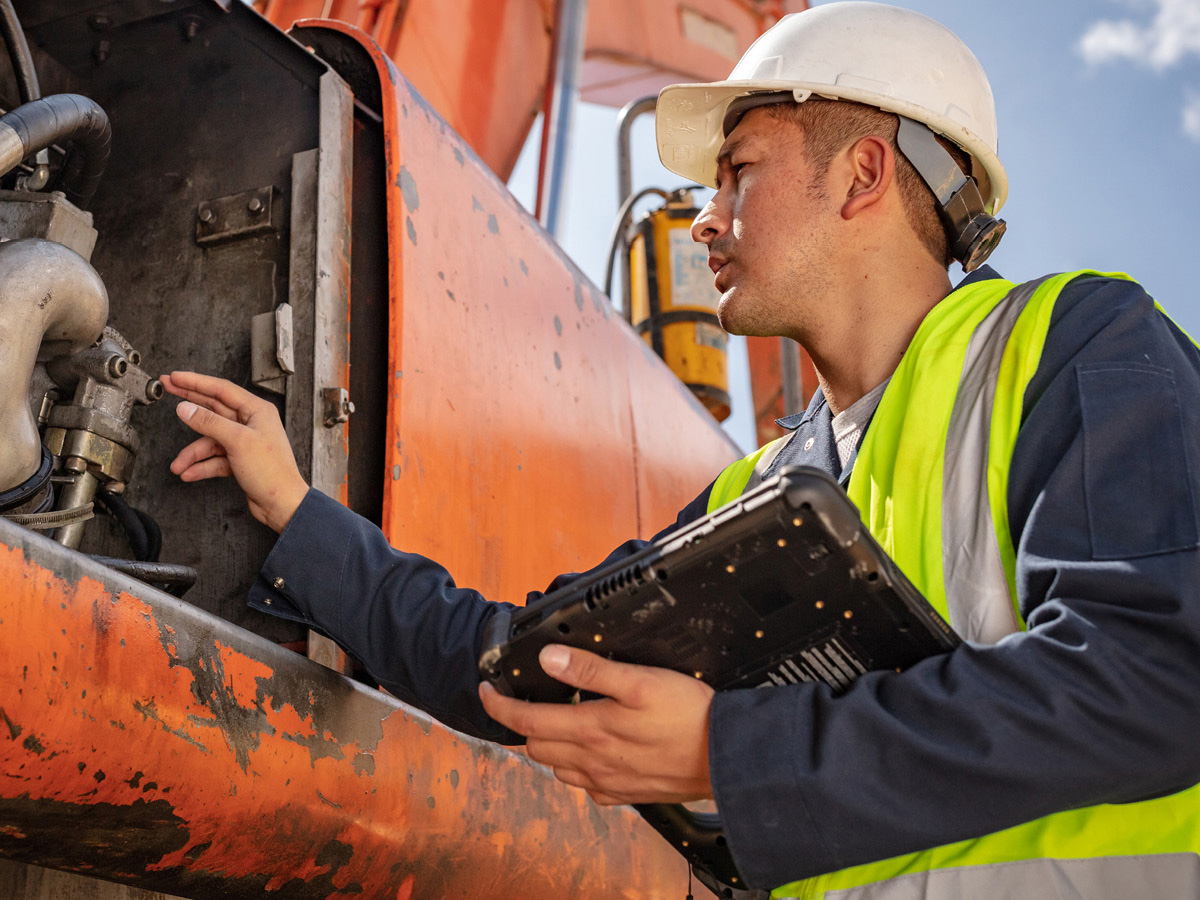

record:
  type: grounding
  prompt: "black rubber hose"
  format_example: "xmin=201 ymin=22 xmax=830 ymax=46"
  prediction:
xmin=88 ymin=556 xmax=198 ymax=598
xmin=0 ymin=0 xmax=40 ymax=105
xmin=0 ymin=94 xmax=111 ymax=207
xmin=95 ymin=490 xmax=150 ymax=561
xmin=135 ymin=507 xmax=163 ymax=563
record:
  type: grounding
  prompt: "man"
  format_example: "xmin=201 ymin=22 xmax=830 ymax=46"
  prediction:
xmin=163 ymin=3 xmax=1200 ymax=897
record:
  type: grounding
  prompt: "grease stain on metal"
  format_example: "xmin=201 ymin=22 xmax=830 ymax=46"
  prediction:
xmin=553 ymin=352 xmax=562 ymax=370
xmin=574 ymin=282 xmax=584 ymax=311
xmin=449 ymin=769 xmax=459 ymax=788
xmin=487 ymin=214 xmax=499 ymax=235
xmin=472 ymin=196 xmax=484 ymax=213
xmin=519 ymin=258 xmax=528 ymax=275
xmin=0 ymin=708 xmax=21 ymax=740
xmin=21 ymin=734 xmax=43 ymax=754
xmin=553 ymin=315 xmax=562 ymax=336
xmin=406 ymin=217 xmax=418 ymax=245
xmin=453 ymin=147 xmax=464 ymax=165
xmin=316 ymin=789 xmax=343 ymax=809
xmin=392 ymin=464 xmax=401 ymax=481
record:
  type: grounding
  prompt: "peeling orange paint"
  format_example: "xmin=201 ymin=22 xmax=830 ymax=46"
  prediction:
xmin=0 ymin=530 xmax=712 ymax=898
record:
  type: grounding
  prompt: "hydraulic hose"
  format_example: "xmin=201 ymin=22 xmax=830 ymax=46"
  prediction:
xmin=602 ymin=186 xmax=671 ymax=301
xmin=0 ymin=94 xmax=111 ymax=208
xmin=0 ymin=0 xmax=40 ymax=105
xmin=95 ymin=489 xmax=150 ymax=561
xmin=88 ymin=556 xmax=198 ymax=598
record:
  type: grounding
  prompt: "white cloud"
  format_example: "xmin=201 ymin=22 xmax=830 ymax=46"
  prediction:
xmin=1079 ymin=0 xmax=1200 ymax=70
xmin=1184 ymin=93 xmax=1200 ymax=140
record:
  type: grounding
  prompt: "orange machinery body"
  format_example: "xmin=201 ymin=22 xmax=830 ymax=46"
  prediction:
xmin=0 ymin=9 xmax=744 ymax=899
xmin=261 ymin=0 xmax=804 ymax=180
xmin=0 ymin=1 xmax=818 ymax=896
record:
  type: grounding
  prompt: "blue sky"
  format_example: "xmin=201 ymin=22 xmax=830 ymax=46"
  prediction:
xmin=509 ymin=0 xmax=1200 ymax=451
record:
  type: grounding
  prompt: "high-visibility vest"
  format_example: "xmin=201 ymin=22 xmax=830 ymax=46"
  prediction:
xmin=707 ymin=272 xmax=1200 ymax=900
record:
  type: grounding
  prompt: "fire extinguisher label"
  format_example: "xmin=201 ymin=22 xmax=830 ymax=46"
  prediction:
xmin=669 ymin=228 xmax=721 ymax=311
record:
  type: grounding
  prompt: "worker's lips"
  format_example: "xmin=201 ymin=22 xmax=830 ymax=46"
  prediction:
xmin=709 ymin=256 xmax=731 ymax=289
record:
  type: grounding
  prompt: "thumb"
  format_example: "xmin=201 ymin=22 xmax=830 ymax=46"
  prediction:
xmin=177 ymin=400 xmax=242 ymax=449
xmin=539 ymin=644 xmax=645 ymax=704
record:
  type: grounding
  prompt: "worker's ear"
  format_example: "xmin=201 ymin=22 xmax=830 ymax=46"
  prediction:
xmin=839 ymin=135 xmax=894 ymax=220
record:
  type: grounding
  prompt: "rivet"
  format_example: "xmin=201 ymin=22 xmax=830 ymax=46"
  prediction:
xmin=754 ymin=629 xmax=764 ymax=639
xmin=272 ymin=576 xmax=285 ymax=590
xmin=593 ymin=634 xmax=602 ymax=643
xmin=263 ymin=598 xmax=273 ymax=606
xmin=843 ymin=610 xmax=853 ymax=619
xmin=725 ymin=564 xmax=736 ymax=574
xmin=803 ymin=437 xmax=815 ymax=450
xmin=816 ymin=600 xmax=825 ymax=610
xmin=512 ymin=668 xmax=520 ymax=678
xmin=792 ymin=517 xmax=803 ymax=527
xmin=777 ymin=538 xmax=787 ymax=547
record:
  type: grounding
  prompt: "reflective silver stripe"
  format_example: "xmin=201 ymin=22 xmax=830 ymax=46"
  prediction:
xmin=941 ymin=277 xmax=1051 ymax=643
xmin=821 ymin=853 xmax=1200 ymax=900
xmin=741 ymin=432 xmax=794 ymax=496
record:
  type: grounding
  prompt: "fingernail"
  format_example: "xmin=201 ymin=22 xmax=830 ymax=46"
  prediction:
xmin=178 ymin=401 xmax=197 ymax=420
xmin=540 ymin=644 xmax=569 ymax=675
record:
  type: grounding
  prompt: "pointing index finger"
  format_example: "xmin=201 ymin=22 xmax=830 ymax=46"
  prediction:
xmin=163 ymin=372 xmax=264 ymax=423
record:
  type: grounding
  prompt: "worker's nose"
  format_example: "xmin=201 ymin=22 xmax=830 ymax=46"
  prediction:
xmin=691 ymin=196 xmax=728 ymax=245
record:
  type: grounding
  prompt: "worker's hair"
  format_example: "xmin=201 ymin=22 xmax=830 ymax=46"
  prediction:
xmin=766 ymin=99 xmax=973 ymax=268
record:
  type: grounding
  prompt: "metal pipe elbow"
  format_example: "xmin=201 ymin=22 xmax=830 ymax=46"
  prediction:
xmin=0 ymin=238 xmax=108 ymax=492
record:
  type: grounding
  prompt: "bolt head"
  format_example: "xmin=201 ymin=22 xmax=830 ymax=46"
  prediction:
xmin=198 ymin=206 xmax=214 ymax=224
xmin=248 ymin=197 xmax=264 ymax=214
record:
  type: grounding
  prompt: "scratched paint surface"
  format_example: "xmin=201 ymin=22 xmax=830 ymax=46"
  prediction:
xmin=0 ymin=528 xmax=704 ymax=898
xmin=363 ymin=26 xmax=737 ymax=605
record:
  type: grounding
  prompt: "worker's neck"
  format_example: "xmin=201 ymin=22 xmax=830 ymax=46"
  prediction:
xmin=806 ymin=258 xmax=953 ymax=416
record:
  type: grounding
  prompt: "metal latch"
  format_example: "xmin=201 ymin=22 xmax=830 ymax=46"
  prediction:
xmin=321 ymin=388 xmax=354 ymax=428
xmin=250 ymin=303 xmax=294 ymax=395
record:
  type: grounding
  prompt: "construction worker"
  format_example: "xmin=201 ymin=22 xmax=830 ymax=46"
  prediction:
xmin=163 ymin=2 xmax=1200 ymax=896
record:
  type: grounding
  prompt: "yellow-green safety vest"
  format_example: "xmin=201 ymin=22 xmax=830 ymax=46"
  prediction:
xmin=707 ymin=272 xmax=1200 ymax=900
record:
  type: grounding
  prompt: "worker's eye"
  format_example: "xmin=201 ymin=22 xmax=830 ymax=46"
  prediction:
xmin=731 ymin=162 xmax=749 ymax=179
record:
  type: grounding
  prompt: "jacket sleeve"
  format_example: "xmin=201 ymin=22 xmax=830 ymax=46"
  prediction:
xmin=708 ymin=276 xmax=1200 ymax=889
xmin=247 ymin=480 xmax=715 ymax=743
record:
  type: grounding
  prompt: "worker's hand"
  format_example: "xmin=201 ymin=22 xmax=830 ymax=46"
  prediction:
xmin=162 ymin=371 xmax=309 ymax=534
xmin=479 ymin=645 xmax=715 ymax=805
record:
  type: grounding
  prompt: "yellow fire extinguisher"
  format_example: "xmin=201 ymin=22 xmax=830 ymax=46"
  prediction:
xmin=627 ymin=189 xmax=730 ymax=422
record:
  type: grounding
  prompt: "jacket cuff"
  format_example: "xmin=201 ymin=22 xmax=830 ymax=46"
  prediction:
xmin=247 ymin=487 xmax=352 ymax=631
xmin=709 ymin=685 xmax=837 ymax=890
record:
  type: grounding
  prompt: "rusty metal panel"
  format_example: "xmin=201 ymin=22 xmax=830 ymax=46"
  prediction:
xmin=0 ymin=520 xmax=706 ymax=898
xmin=333 ymin=22 xmax=738 ymax=600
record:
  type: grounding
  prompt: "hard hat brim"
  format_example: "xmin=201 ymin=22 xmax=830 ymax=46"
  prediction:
xmin=656 ymin=80 xmax=1008 ymax=215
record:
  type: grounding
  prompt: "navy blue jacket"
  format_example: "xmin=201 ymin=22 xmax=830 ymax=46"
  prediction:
xmin=249 ymin=269 xmax=1200 ymax=889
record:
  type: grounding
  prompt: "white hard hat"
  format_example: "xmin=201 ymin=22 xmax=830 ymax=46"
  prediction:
xmin=656 ymin=1 xmax=1008 ymax=214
